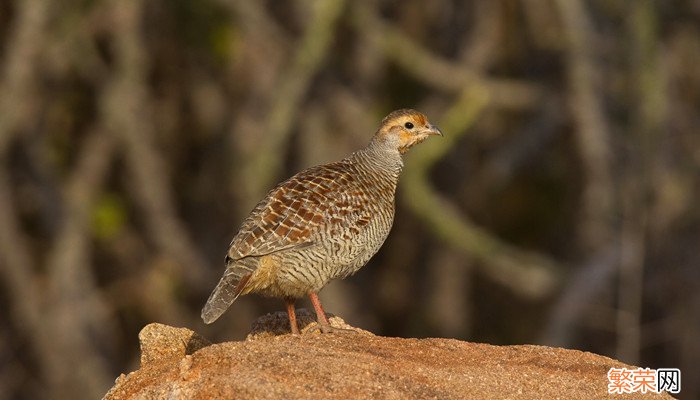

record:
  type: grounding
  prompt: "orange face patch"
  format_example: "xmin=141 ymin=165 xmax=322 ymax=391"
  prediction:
xmin=399 ymin=129 xmax=414 ymax=144
xmin=413 ymin=113 xmax=427 ymax=126
xmin=375 ymin=109 xmax=435 ymax=153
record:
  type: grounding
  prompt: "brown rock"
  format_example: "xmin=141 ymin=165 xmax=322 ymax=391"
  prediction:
xmin=137 ymin=323 xmax=211 ymax=366
xmin=246 ymin=308 xmax=372 ymax=340
xmin=104 ymin=316 xmax=676 ymax=400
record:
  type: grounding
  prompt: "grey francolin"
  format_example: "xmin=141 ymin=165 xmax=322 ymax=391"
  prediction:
xmin=202 ymin=109 xmax=442 ymax=333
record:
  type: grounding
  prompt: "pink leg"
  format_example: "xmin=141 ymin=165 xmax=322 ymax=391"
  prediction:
xmin=285 ymin=297 xmax=299 ymax=334
xmin=308 ymin=291 xmax=331 ymax=332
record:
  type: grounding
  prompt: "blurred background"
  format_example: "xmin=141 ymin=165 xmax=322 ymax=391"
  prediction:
xmin=0 ymin=0 xmax=698 ymax=398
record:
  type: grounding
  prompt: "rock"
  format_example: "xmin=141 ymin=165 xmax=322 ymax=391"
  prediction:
xmin=103 ymin=316 xmax=676 ymax=400
xmin=246 ymin=308 xmax=372 ymax=340
xmin=137 ymin=323 xmax=211 ymax=366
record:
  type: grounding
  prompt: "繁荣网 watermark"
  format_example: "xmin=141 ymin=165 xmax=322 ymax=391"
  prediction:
xmin=608 ymin=367 xmax=681 ymax=394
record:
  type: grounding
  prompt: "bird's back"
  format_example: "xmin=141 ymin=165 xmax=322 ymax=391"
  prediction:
xmin=201 ymin=151 xmax=399 ymax=322
xmin=231 ymin=154 xmax=395 ymax=257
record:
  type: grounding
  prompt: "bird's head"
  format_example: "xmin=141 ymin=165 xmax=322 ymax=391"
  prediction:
xmin=374 ymin=109 xmax=443 ymax=154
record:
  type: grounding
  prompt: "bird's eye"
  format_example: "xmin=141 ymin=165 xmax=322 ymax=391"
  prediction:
xmin=404 ymin=122 xmax=414 ymax=129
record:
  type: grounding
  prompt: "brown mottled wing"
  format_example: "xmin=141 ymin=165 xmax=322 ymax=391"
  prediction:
xmin=227 ymin=160 xmax=370 ymax=261
xmin=201 ymin=160 xmax=372 ymax=324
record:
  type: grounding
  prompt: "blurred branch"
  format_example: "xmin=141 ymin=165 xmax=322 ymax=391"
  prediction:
xmin=540 ymin=245 xmax=618 ymax=346
xmin=402 ymin=88 xmax=561 ymax=299
xmin=521 ymin=0 xmax=562 ymax=50
xmin=0 ymin=0 xmax=55 ymax=395
xmin=242 ymin=0 xmax=347 ymax=200
xmin=457 ymin=1 xmax=501 ymax=70
xmin=0 ymin=0 xmax=47 ymax=154
xmin=617 ymin=182 xmax=646 ymax=366
xmin=472 ymin=98 xmax=566 ymax=190
xmin=104 ymin=0 xmax=208 ymax=290
xmin=352 ymin=2 xmax=544 ymax=110
xmin=616 ymin=0 xmax=664 ymax=365
xmin=222 ymin=0 xmax=289 ymax=50
xmin=45 ymin=128 xmax=116 ymax=398
xmin=0 ymin=171 xmax=55 ymax=395
xmin=223 ymin=0 xmax=290 ymax=103
xmin=426 ymin=249 xmax=472 ymax=337
xmin=555 ymin=0 xmax=615 ymax=251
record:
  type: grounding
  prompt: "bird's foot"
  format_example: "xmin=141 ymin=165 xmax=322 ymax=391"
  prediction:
xmin=306 ymin=322 xmax=358 ymax=334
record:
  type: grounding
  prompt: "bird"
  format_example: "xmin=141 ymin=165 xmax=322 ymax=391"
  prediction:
xmin=201 ymin=109 xmax=442 ymax=334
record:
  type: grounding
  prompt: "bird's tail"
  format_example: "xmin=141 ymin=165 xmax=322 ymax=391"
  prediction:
xmin=201 ymin=265 xmax=252 ymax=324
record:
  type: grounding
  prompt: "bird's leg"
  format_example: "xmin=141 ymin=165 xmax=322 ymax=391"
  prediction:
xmin=308 ymin=291 xmax=356 ymax=334
xmin=309 ymin=292 xmax=357 ymax=333
xmin=285 ymin=297 xmax=300 ymax=334
xmin=308 ymin=291 xmax=331 ymax=331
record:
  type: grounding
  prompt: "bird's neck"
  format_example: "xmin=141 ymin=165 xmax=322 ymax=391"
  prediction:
xmin=351 ymin=138 xmax=404 ymax=181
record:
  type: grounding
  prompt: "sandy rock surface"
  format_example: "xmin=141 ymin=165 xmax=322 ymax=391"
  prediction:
xmin=104 ymin=312 xmax=675 ymax=399
xmin=138 ymin=323 xmax=211 ymax=366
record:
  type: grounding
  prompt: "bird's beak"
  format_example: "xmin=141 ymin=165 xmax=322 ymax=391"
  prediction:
xmin=426 ymin=124 xmax=443 ymax=137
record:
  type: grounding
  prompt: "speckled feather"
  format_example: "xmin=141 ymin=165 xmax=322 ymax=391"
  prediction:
xmin=202 ymin=109 xmax=441 ymax=324
xmin=228 ymin=161 xmax=373 ymax=260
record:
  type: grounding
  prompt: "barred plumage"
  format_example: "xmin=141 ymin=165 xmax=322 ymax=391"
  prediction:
xmin=202 ymin=109 xmax=442 ymax=333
